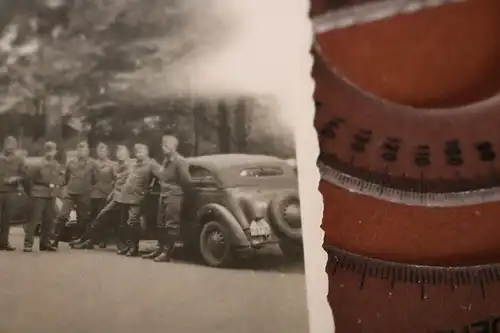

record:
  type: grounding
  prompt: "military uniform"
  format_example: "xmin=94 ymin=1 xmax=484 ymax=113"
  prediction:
xmin=53 ymin=157 xmax=97 ymax=246
xmin=0 ymin=152 xmax=25 ymax=249
xmin=113 ymin=158 xmax=162 ymax=256
xmin=73 ymin=160 xmax=131 ymax=249
xmin=24 ymin=158 xmax=62 ymax=250
xmin=87 ymin=158 xmax=115 ymax=244
xmin=143 ymin=152 xmax=191 ymax=261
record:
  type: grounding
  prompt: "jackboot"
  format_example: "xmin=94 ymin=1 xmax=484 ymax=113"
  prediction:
xmin=69 ymin=238 xmax=85 ymax=247
xmin=125 ymin=242 xmax=139 ymax=257
xmin=117 ymin=245 xmax=130 ymax=255
xmin=40 ymin=243 xmax=57 ymax=252
xmin=72 ymin=239 xmax=95 ymax=250
xmin=125 ymin=226 xmax=141 ymax=257
xmin=0 ymin=243 xmax=16 ymax=251
xmin=153 ymin=240 xmax=175 ymax=262
xmin=142 ymin=242 xmax=163 ymax=259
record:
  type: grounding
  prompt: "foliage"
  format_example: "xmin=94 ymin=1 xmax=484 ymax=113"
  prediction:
xmin=0 ymin=1 xmax=294 ymax=159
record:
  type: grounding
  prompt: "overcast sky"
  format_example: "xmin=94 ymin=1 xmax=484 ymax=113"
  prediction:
xmin=124 ymin=0 xmax=311 ymax=132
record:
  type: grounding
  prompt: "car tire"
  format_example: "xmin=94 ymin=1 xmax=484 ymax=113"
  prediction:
xmin=279 ymin=240 xmax=303 ymax=262
xmin=199 ymin=221 xmax=233 ymax=268
xmin=269 ymin=192 xmax=302 ymax=243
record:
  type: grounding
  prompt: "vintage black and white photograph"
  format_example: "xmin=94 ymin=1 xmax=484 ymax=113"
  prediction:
xmin=0 ymin=1 xmax=313 ymax=333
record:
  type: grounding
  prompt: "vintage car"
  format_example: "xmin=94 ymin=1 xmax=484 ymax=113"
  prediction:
xmin=11 ymin=154 xmax=303 ymax=268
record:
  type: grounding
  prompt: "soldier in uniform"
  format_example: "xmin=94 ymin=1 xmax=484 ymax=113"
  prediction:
xmin=74 ymin=144 xmax=161 ymax=257
xmin=52 ymin=141 xmax=97 ymax=248
xmin=23 ymin=141 xmax=61 ymax=252
xmin=142 ymin=135 xmax=191 ymax=262
xmin=72 ymin=144 xmax=131 ymax=252
xmin=69 ymin=142 xmax=114 ymax=248
xmin=0 ymin=136 xmax=26 ymax=251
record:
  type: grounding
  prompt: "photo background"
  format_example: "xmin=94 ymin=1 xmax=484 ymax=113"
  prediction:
xmin=0 ymin=1 xmax=331 ymax=332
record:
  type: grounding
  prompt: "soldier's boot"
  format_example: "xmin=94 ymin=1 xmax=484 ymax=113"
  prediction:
xmin=50 ymin=220 xmax=65 ymax=249
xmin=98 ymin=242 xmax=107 ymax=249
xmin=116 ymin=239 xmax=129 ymax=254
xmin=117 ymin=246 xmax=130 ymax=255
xmin=153 ymin=238 xmax=175 ymax=262
xmin=153 ymin=248 xmax=173 ymax=262
xmin=126 ymin=246 xmax=139 ymax=257
xmin=69 ymin=238 xmax=85 ymax=246
xmin=125 ymin=226 xmax=141 ymax=257
xmin=0 ymin=243 xmax=16 ymax=251
xmin=142 ymin=241 xmax=164 ymax=259
xmin=125 ymin=239 xmax=139 ymax=257
xmin=39 ymin=239 xmax=57 ymax=251
xmin=23 ymin=245 xmax=33 ymax=253
xmin=72 ymin=239 xmax=95 ymax=250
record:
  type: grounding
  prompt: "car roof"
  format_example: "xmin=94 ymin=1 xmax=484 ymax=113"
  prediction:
xmin=186 ymin=154 xmax=287 ymax=170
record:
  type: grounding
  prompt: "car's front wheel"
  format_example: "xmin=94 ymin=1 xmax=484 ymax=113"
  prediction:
xmin=199 ymin=221 xmax=233 ymax=268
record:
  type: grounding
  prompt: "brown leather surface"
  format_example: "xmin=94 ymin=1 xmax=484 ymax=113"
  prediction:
xmin=318 ymin=0 xmax=500 ymax=266
xmin=314 ymin=1 xmax=500 ymax=331
xmin=315 ymin=0 xmax=500 ymax=108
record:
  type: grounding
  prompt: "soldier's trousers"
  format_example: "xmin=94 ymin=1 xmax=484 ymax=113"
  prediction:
xmin=85 ymin=201 xmax=139 ymax=248
xmin=156 ymin=195 xmax=182 ymax=250
xmin=54 ymin=194 xmax=90 ymax=241
xmin=124 ymin=204 xmax=142 ymax=249
xmin=24 ymin=197 xmax=55 ymax=248
xmin=85 ymin=198 xmax=107 ymax=242
xmin=0 ymin=192 xmax=16 ymax=246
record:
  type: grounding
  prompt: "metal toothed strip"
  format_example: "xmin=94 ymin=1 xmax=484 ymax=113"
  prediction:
xmin=325 ymin=244 xmax=500 ymax=291
xmin=313 ymin=0 xmax=469 ymax=33
xmin=318 ymin=160 xmax=500 ymax=207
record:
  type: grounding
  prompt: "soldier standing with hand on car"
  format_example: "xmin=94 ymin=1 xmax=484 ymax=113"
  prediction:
xmin=0 ymin=136 xmax=26 ymax=251
xmin=52 ymin=140 xmax=97 ymax=248
xmin=70 ymin=142 xmax=114 ymax=248
xmin=24 ymin=141 xmax=61 ymax=252
xmin=142 ymin=135 xmax=191 ymax=262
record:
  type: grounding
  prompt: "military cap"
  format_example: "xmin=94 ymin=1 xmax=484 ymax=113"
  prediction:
xmin=77 ymin=141 xmax=89 ymax=149
xmin=43 ymin=141 xmax=57 ymax=152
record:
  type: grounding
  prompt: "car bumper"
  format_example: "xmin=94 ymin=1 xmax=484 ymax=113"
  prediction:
xmin=233 ymin=239 xmax=280 ymax=257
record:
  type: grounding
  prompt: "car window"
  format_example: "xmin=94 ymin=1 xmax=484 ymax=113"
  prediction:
xmin=189 ymin=165 xmax=215 ymax=182
xmin=239 ymin=167 xmax=284 ymax=177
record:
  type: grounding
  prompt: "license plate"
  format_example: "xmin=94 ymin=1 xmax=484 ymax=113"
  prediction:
xmin=250 ymin=220 xmax=271 ymax=236
xmin=69 ymin=210 xmax=77 ymax=222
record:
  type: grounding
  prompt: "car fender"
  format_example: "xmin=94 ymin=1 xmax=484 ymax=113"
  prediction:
xmin=197 ymin=203 xmax=250 ymax=246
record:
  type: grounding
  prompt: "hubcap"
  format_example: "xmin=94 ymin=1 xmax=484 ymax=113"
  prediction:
xmin=206 ymin=229 xmax=226 ymax=260
xmin=283 ymin=202 xmax=301 ymax=229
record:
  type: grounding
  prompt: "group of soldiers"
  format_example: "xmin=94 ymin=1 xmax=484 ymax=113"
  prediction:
xmin=0 ymin=134 xmax=192 ymax=263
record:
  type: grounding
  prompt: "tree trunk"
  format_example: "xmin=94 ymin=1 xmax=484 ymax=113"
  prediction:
xmin=217 ymin=100 xmax=231 ymax=153
xmin=44 ymin=95 xmax=63 ymax=143
xmin=193 ymin=104 xmax=201 ymax=156
xmin=87 ymin=116 xmax=97 ymax=153
xmin=234 ymin=98 xmax=248 ymax=153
